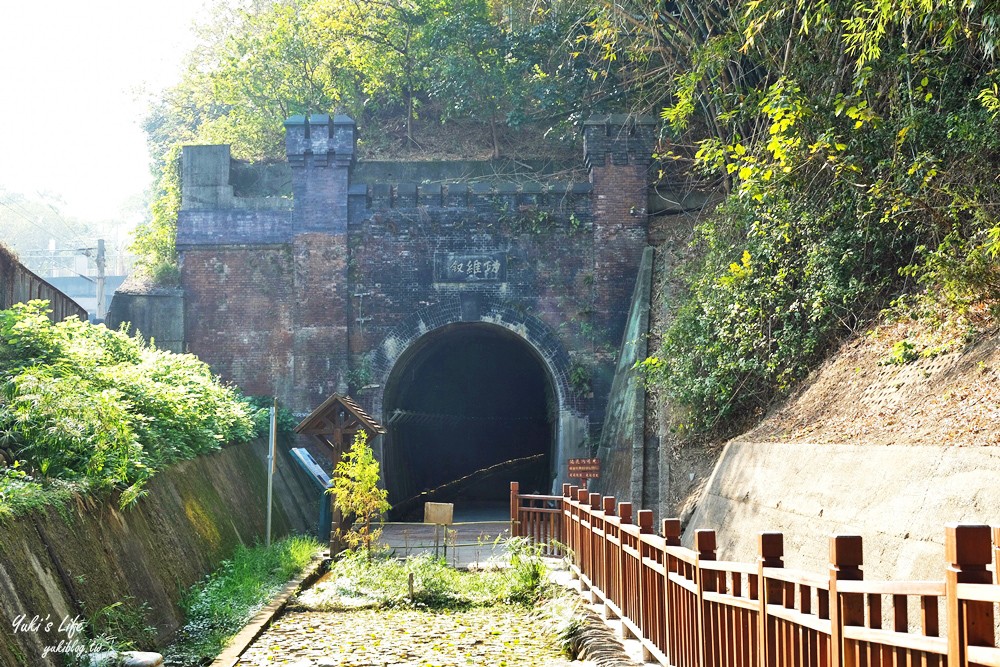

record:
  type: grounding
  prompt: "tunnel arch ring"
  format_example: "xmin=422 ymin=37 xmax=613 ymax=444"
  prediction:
xmin=363 ymin=294 xmax=588 ymax=500
xmin=367 ymin=294 xmax=583 ymax=418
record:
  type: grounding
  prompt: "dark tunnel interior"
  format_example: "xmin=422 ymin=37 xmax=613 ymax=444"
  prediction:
xmin=382 ymin=323 xmax=555 ymax=517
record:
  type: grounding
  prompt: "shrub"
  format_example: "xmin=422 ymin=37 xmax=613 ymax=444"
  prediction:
xmin=314 ymin=539 xmax=553 ymax=609
xmin=165 ymin=536 xmax=320 ymax=666
xmin=329 ymin=431 xmax=391 ymax=553
xmin=0 ymin=300 xmax=261 ymax=512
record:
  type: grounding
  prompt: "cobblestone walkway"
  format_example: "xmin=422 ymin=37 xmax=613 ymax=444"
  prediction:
xmin=236 ymin=605 xmax=589 ymax=666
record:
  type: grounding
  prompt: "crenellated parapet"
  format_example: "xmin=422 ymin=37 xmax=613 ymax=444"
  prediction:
xmin=582 ymin=114 xmax=658 ymax=169
xmin=181 ymin=145 xmax=235 ymax=211
xmin=284 ymin=114 xmax=356 ymax=168
xmin=347 ymin=179 xmax=594 ymax=229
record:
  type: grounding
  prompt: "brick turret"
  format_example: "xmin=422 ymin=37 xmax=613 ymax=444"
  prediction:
xmin=584 ymin=115 xmax=657 ymax=348
xmin=285 ymin=114 xmax=356 ymax=234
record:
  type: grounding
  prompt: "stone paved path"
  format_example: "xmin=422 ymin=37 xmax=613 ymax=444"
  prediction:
xmin=236 ymin=606 xmax=591 ymax=667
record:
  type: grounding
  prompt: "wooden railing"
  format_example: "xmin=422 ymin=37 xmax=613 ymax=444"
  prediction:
xmin=510 ymin=482 xmax=1000 ymax=667
xmin=509 ymin=482 xmax=563 ymax=555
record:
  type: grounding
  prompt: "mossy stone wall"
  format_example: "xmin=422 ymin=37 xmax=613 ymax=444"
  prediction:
xmin=0 ymin=439 xmax=316 ymax=666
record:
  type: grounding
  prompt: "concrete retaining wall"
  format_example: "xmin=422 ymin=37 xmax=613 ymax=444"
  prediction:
xmin=684 ymin=440 xmax=1000 ymax=581
xmin=0 ymin=439 xmax=318 ymax=667
xmin=106 ymin=290 xmax=185 ymax=352
xmin=594 ymin=247 xmax=654 ymax=509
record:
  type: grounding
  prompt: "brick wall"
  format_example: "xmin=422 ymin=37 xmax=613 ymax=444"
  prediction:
xmin=175 ymin=114 xmax=656 ymax=477
xmin=584 ymin=116 xmax=656 ymax=349
xmin=180 ymin=244 xmax=296 ymax=397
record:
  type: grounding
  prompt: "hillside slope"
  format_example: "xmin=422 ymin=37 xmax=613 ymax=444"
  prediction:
xmin=683 ymin=324 xmax=1000 ymax=580
xmin=747 ymin=325 xmax=1000 ymax=448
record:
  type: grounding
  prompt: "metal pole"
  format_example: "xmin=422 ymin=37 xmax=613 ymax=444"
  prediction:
xmin=95 ymin=239 xmax=106 ymax=321
xmin=266 ymin=399 xmax=277 ymax=547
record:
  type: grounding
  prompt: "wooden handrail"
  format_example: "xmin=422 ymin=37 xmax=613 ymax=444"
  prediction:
xmin=836 ymin=579 xmax=946 ymax=595
xmin=511 ymin=482 xmax=999 ymax=667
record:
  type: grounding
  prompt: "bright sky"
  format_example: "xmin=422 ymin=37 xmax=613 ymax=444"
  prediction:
xmin=0 ymin=0 xmax=216 ymax=224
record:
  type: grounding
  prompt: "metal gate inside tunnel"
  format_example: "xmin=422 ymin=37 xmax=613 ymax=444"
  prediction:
xmin=381 ymin=323 xmax=556 ymax=518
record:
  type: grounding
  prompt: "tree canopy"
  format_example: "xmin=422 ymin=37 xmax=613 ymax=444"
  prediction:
xmin=598 ymin=0 xmax=1000 ymax=430
xmin=142 ymin=0 xmax=599 ymax=169
xmin=133 ymin=0 xmax=1000 ymax=435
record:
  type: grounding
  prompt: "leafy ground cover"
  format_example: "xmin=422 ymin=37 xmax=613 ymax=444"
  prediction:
xmin=237 ymin=544 xmax=588 ymax=666
xmin=163 ymin=536 xmax=322 ymax=666
xmin=618 ymin=0 xmax=1000 ymax=435
xmin=236 ymin=605 xmax=582 ymax=667
xmin=0 ymin=300 xmax=265 ymax=517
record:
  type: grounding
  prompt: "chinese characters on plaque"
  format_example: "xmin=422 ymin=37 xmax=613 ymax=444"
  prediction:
xmin=434 ymin=252 xmax=507 ymax=283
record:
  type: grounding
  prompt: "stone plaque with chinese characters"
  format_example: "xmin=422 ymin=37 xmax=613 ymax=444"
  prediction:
xmin=434 ymin=252 xmax=506 ymax=282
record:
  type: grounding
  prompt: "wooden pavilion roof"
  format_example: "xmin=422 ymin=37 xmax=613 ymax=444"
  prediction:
xmin=294 ymin=393 xmax=385 ymax=450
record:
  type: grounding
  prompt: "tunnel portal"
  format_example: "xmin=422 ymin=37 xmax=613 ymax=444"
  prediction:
xmin=382 ymin=323 xmax=556 ymax=516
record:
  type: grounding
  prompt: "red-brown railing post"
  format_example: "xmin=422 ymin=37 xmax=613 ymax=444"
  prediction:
xmin=561 ymin=484 xmax=573 ymax=567
xmin=618 ymin=501 xmax=634 ymax=640
xmin=510 ymin=481 xmax=520 ymax=537
xmin=567 ymin=485 xmax=580 ymax=576
xmin=578 ymin=488 xmax=592 ymax=591
xmin=829 ymin=535 xmax=863 ymax=667
xmin=945 ymin=524 xmax=994 ymax=667
xmin=696 ymin=529 xmax=717 ymax=667
xmin=992 ymin=526 xmax=1000 ymax=585
xmin=638 ymin=510 xmax=654 ymax=535
xmin=663 ymin=519 xmax=681 ymax=546
xmin=757 ymin=532 xmax=784 ymax=667
xmin=638 ymin=510 xmax=655 ymax=662
xmin=662 ymin=519 xmax=681 ymax=667
xmin=588 ymin=492 xmax=602 ymax=603
xmin=602 ymin=496 xmax=617 ymax=619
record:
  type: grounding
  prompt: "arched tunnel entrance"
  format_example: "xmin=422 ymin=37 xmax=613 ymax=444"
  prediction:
xmin=381 ymin=323 xmax=556 ymax=518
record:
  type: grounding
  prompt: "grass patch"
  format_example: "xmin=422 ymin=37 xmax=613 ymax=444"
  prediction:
xmin=278 ymin=540 xmax=590 ymax=666
xmin=163 ymin=535 xmax=321 ymax=666
xmin=298 ymin=537 xmax=553 ymax=611
xmin=0 ymin=467 xmax=84 ymax=522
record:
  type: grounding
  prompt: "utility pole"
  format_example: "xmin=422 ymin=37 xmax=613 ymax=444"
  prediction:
xmin=76 ymin=239 xmax=107 ymax=322
xmin=95 ymin=239 xmax=106 ymax=321
xmin=266 ymin=397 xmax=277 ymax=547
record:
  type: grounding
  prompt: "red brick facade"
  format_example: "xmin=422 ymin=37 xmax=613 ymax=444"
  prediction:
xmin=176 ymin=114 xmax=656 ymax=488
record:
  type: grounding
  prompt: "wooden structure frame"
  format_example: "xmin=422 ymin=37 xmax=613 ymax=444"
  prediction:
xmin=511 ymin=482 xmax=1000 ymax=667
xmin=294 ymin=393 xmax=385 ymax=455
xmin=295 ymin=393 xmax=385 ymax=552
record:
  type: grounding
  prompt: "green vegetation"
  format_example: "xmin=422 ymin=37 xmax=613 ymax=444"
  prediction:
xmin=133 ymin=0 xmax=605 ymax=279
xmin=329 ymin=430 xmax=391 ymax=553
xmin=129 ymin=0 xmax=1000 ymax=437
xmin=164 ymin=535 xmax=321 ymax=666
xmin=614 ymin=0 xmax=1000 ymax=432
xmin=0 ymin=300 xmax=261 ymax=517
xmin=130 ymin=144 xmax=181 ymax=285
xmin=301 ymin=537 xmax=553 ymax=609
xmin=568 ymin=361 xmax=592 ymax=397
xmin=289 ymin=539 xmax=579 ymax=663
xmin=78 ymin=596 xmax=159 ymax=660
